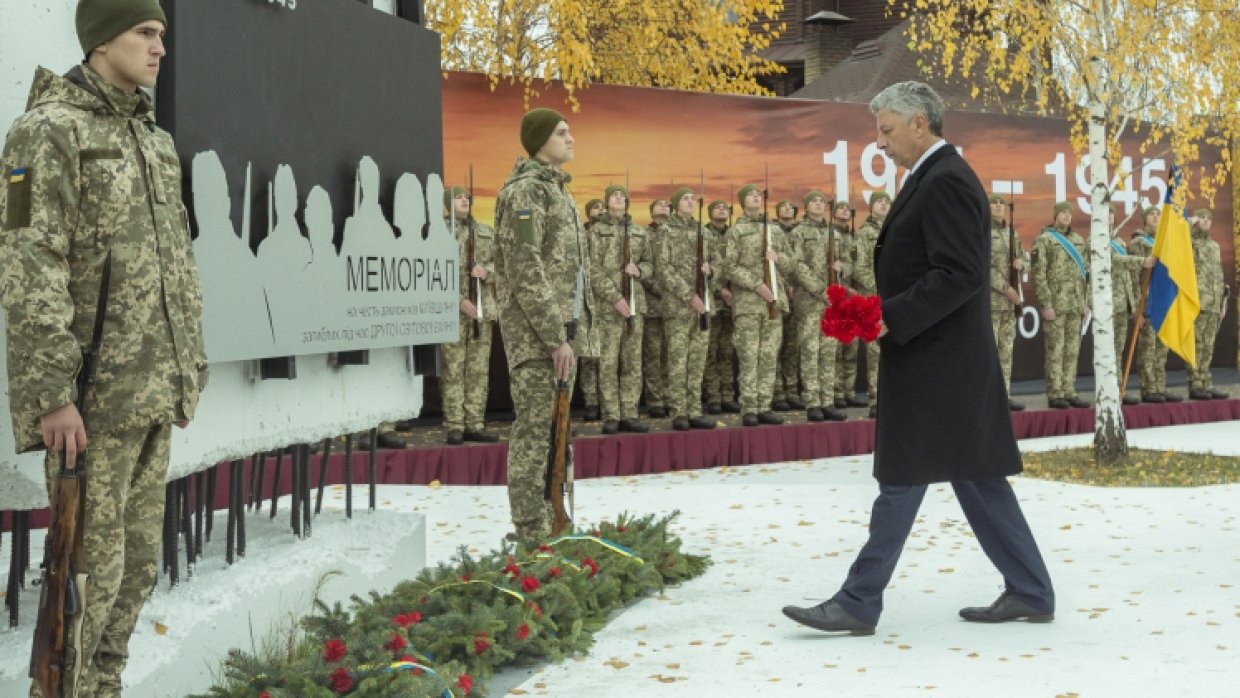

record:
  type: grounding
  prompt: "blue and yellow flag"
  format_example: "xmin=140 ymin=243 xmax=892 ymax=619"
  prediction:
xmin=1145 ymin=194 xmax=1199 ymax=366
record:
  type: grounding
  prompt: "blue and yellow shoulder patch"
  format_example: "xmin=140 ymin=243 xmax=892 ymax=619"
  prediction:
xmin=5 ymin=166 xmax=33 ymax=230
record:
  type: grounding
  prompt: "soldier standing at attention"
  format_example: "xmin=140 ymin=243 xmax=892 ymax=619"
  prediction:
xmin=440 ymin=186 xmax=500 ymax=444
xmin=584 ymin=199 xmax=604 ymax=227
xmin=986 ymin=194 xmax=1029 ymax=411
xmin=703 ymin=200 xmax=740 ymax=414
xmin=852 ymin=192 xmax=890 ymax=418
xmin=1031 ymin=202 xmax=1090 ymax=409
xmin=1104 ymin=203 xmax=1153 ymax=405
xmin=1129 ymin=207 xmax=1181 ymax=402
xmin=772 ymin=199 xmax=803 ymax=411
xmin=494 ymin=108 xmax=595 ymax=542
xmin=577 ymin=198 xmax=605 ymax=421
xmin=659 ymin=187 xmax=718 ymax=431
xmin=642 ymin=198 xmax=671 ymax=418
xmin=789 ymin=190 xmax=848 ymax=422
xmin=831 ymin=201 xmax=867 ymax=409
xmin=0 ymin=2 xmax=208 ymax=694
xmin=1188 ymin=209 xmax=1231 ymax=400
xmin=588 ymin=185 xmax=651 ymax=433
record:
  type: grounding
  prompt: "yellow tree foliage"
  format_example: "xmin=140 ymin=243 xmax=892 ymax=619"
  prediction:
xmin=426 ymin=0 xmax=788 ymax=109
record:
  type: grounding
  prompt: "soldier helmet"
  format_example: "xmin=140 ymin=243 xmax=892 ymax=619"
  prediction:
xmin=76 ymin=0 xmax=167 ymax=56
xmin=520 ymin=108 xmax=566 ymax=157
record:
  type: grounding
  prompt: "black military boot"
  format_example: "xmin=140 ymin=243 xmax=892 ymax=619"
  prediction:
xmin=1142 ymin=393 xmax=1165 ymax=404
xmin=758 ymin=411 xmax=784 ymax=425
xmin=742 ymin=412 xmax=760 ymax=427
xmin=706 ymin=402 xmax=722 ymax=414
xmin=1189 ymin=388 xmax=1213 ymax=400
xmin=618 ymin=418 xmax=649 ymax=433
xmin=689 ymin=416 xmax=716 ymax=429
xmin=445 ymin=430 xmax=465 ymax=445
xmin=787 ymin=396 xmax=806 ymax=410
xmin=806 ymin=407 xmax=825 ymax=422
xmin=1162 ymin=392 xmax=1183 ymax=402
xmin=672 ymin=416 xmax=691 ymax=431
xmin=583 ymin=405 xmax=601 ymax=421
xmin=846 ymin=395 xmax=870 ymax=408
xmin=771 ymin=399 xmax=791 ymax=411
xmin=824 ymin=406 xmax=848 ymax=421
xmin=647 ymin=406 xmax=668 ymax=418
xmin=601 ymin=420 xmax=620 ymax=434
xmin=833 ymin=397 xmax=847 ymax=409
xmin=463 ymin=429 xmax=499 ymax=443
xmin=722 ymin=401 xmax=742 ymax=413
xmin=1209 ymin=389 xmax=1231 ymax=399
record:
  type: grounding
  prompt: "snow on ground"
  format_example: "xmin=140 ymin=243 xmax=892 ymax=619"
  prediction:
xmin=3 ymin=421 xmax=1239 ymax=697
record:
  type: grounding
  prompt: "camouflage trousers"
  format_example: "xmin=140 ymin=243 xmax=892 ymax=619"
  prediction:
xmin=733 ymin=312 xmax=781 ymax=414
xmin=1189 ymin=307 xmax=1222 ymax=390
xmin=33 ymin=423 xmax=171 ymax=698
xmin=1043 ymin=310 xmax=1084 ymax=399
xmin=440 ymin=319 xmax=493 ymax=432
xmin=1113 ymin=310 xmax=1133 ymax=391
xmin=796 ymin=308 xmax=839 ymax=407
xmin=834 ymin=339 xmax=860 ymax=399
xmin=665 ymin=315 xmax=711 ymax=418
xmin=703 ymin=310 xmax=736 ymax=404
xmin=507 ymin=360 xmax=575 ymax=540
xmin=577 ymin=358 xmax=599 ymax=409
xmin=596 ymin=312 xmax=643 ymax=420
xmin=1135 ymin=320 xmax=1170 ymax=395
xmin=642 ymin=316 xmax=667 ymax=408
xmin=774 ymin=310 xmax=800 ymax=402
xmin=991 ymin=307 xmax=1017 ymax=395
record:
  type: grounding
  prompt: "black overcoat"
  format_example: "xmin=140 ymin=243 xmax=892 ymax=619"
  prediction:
xmin=871 ymin=144 xmax=1022 ymax=485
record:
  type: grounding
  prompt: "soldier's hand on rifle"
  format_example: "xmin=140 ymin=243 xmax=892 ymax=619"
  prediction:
xmin=460 ymin=299 xmax=478 ymax=319
xmin=757 ymin=284 xmax=775 ymax=303
xmin=721 ymin=288 xmax=734 ymax=306
xmin=690 ymin=295 xmax=706 ymax=314
xmin=1142 ymin=256 xmax=1156 ymax=269
xmin=1041 ymin=306 xmax=1056 ymax=322
xmin=1012 ymin=258 xmax=1024 ymax=271
xmin=614 ymin=297 xmax=632 ymax=318
xmin=41 ymin=403 xmax=87 ymax=468
xmin=765 ymin=249 xmax=779 ymax=263
xmin=471 ymin=265 xmax=487 ymax=280
xmin=700 ymin=262 xmax=711 ymax=276
xmin=552 ymin=341 xmax=575 ymax=381
xmin=1005 ymin=287 xmax=1021 ymax=305
xmin=175 ymin=421 xmax=189 ymax=429
xmin=624 ymin=263 xmax=640 ymax=277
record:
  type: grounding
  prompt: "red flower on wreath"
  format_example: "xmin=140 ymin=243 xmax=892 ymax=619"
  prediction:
xmin=323 ymin=637 xmax=347 ymax=663
xmin=582 ymin=557 xmax=600 ymax=577
xmin=385 ymin=632 xmax=407 ymax=652
xmin=393 ymin=611 xmax=422 ymax=628
xmin=516 ymin=623 xmax=531 ymax=640
xmin=330 ymin=667 xmax=353 ymax=693
xmin=458 ymin=673 xmax=475 ymax=695
xmin=473 ymin=633 xmax=491 ymax=655
xmin=537 ymin=544 xmax=553 ymax=553
xmin=618 ymin=526 xmax=628 ymax=533
xmin=528 ymin=601 xmax=544 ymax=617
xmin=259 ymin=692 xmax=271 ymax=698
xmin=521 ymin=575 xmax=541 ymax=593
xmin=549 ymin=566 xmax=563 ymax=578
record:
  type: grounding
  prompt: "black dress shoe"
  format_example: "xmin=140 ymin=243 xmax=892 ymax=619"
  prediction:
xmin=781 ymin=600 xmax=875 ymax=636
xmin=445 ymin=429 xmax=464 ymax=445
xmin=959 ymin=592 xmax=1053 ymax=624
xmin=833 ymin=397 xmax=848 ymax=409
xmin=758 ymin=411 xmax=784 ymax=425
xmin=806 ymin=407 xmax=825 ymax=422
xmin=770 ymin=399 xmax=791 ymax=411
xmin=583 ymin=405 xmax=601 ymax=421
xmin=1009 ymin=399 xmax=1025 ymax=412
xmin=1162 ymin=392 xmax=1183 ymax=402
xmin=1047 ymin=398 xmax=1070 ymax=409
xmin=1210 ymin=389 xmax=1230 ymax=399
xmin=618 ymin=418 xmax=649 ymax=433
xmin=1066 ymin=396 xmax=1090 ymax=408
xmin=672 ymin=416 xmax=691 ymax=431
xmin=706 ymin=402 xmax=722 ymax=414
xmin=787 ymin=397 xmax=806 ymax=410
xmin=1142 ymin=393 xmax=1165 ymax=404
xmin=1122 ymin=395 xmax=1140 ymax=405
xmin=463 ymin=429 xmax=499 ymax=443
xmin=742 ymin=413 xmax=760 ymax=427
xmin=689 ymin=416 xmax=717 ymax=429
xmin=647 ymin=406 xmax=668 ymax=418
xmin=721 ymin=401 xmax=742 ymax=413
xmin=1189 ymin=388 xmax=1213 ymax=400
xmin=846 ymin=396 xmax=870 ymax=408
xmin=601 ymin=420 xmax=620 ymax=434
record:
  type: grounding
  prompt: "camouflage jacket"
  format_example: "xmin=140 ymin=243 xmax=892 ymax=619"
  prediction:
xmin=724 ymin=214 xmax=804 ymax=316
xmin=657 ymin=213 xmax=718 ymax=320
xmin=832 ymin=224 xmax=858 ymax=288
xmin=640 ymin=221 xmax=664 ymax=316
xmin=1107 ymin=234 xmax=1144 ymax=314
xmin=1127 ymin=229 xmax=1156 ymax=305
xmin=1192 ymin=228 xmax=1228 ymax=313
xmin=448 ymin=215 xmax=497 ymax=322
xmin=705 ymin=222 xmax=730 ymax=307
xmin=1031 ymin=226 xmax=1090 ymax=313
xmin=852 ymin=216 xmax=883 ymax=295
xmin=0 ymin=65 xmax=206 ymax=453
xmin=493 ymin=157 xmax=596 ymax=368
xmin=788 ymin=217 xmax=843 ymax=313
xmin=989 ymin=224 xmax=1030 ymax=311
xmin=589 ymin=212 xmax=652 ymax=318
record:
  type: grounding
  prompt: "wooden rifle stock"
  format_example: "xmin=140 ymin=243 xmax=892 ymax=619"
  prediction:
xmin=546 ymin=379 xmax=572 ymax=536
xmin=696 ymin=221 xmax=710 ymax=331
xmin=622 ymin=216 xmax=634 ymax=335
xmin=761 ymin=179 xmax=776 ymax=319
xmin=467 ymin=220 xmax=481 ymax=338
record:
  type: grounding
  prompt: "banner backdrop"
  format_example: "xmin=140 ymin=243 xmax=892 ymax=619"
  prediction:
xmin=442 ymin=71 xmax=1234 ymax=390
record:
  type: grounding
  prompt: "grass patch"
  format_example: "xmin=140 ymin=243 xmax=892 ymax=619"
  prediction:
xmin=1021 ymin=447 xmax=1240 ymax=487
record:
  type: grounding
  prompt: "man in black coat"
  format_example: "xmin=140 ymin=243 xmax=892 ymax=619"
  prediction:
xmin=782 ymin=82 xmax=1054 ymax=635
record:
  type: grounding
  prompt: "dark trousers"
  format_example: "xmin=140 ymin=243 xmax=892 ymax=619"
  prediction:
xmin=831 ymin=477 xmax=1054 ymax=626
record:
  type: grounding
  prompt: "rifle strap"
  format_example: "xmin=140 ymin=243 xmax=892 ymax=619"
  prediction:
xmin=89 ymin=252 xmax=113 ymax=358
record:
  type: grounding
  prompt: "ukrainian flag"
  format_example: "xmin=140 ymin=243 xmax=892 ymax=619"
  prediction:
xmin=1145 ymin=195 xmax=1199 ymax=366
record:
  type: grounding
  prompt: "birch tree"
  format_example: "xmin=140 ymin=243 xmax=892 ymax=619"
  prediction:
xmin=897 ymin=0 xmax=1240 ymax=463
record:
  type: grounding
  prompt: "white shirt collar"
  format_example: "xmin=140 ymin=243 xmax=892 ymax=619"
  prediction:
xmin=908 ymin=139 xmax=948 ymax=177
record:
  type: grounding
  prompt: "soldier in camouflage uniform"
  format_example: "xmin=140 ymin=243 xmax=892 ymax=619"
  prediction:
xmin=830 ymin=201 xmax=867 ymax=408
xmin=772 ymin=199 xmax=803 ymax=410
xmin=0 ymin=4 xmax=207 ymax=695
xmin=642 ymin=198 xmax=671 ymax=418
xmin=440 ymin=186 xmax=499 ymax=444
xmin=852 ymin=192 xmax=889 ymax=418
xmin=494 ymin=108 xmax=596 ymax=541
xmin=577 ymin=199 xmax=605 ymax=421
xmin=1188 ymin=209 xmax=1231 ymax=399
xmin=1128 ymin=207 xmax=1181 ymax=402
xmin=789 ymin=190 xmax=847 ymax=422
xmin=589 ymin=185 xmax=651 ymax=433
xmin=1103 ymin=204 xmax=1152 ymax=405
xmin=986 ymin=194 xmax=1029 ymax=411
xmin=584 ymin=199 xmax=604 ymax=227
xmin=726 ymin=185 xmax=806 ymax=426
xmin=1031 ymin=202 xmax=1090 ymax=409
xmin=703 ymin=200 xmax=740 ymax=413
xmin=658 ymin=187 xmax=718 ymax=431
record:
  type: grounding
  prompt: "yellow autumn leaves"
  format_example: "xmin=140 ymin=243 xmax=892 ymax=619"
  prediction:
xmin=1022 ymin=447 xmax=1240 ymax=487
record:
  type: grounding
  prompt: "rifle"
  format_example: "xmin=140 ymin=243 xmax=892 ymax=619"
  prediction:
xmin=467 ymin=166 xmax=483 ymax=338
xmin=696 ymin=170 xmax=712 ymax=331
xmin=762 ymin=166 xmax=777 ymax=319
xmin=546 ymin=267 xmax=584 ymax=536
xmin=1009 ymin=199 xmax=1022 ymax=318
xmin=622 ymin=172 xmax=634 ymax=335
xmin=827 ymin=199 xmax=838 ymax=286
xmin=30 ymin=254 xmax=112 ymax=698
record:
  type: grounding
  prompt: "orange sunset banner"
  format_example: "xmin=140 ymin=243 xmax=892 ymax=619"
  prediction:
xmin=442 ymin=71 xmax=1235 ymax=379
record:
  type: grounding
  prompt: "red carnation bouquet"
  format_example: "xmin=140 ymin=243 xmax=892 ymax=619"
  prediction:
xmin=820 ymin=284 xmax=883 ymax=343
